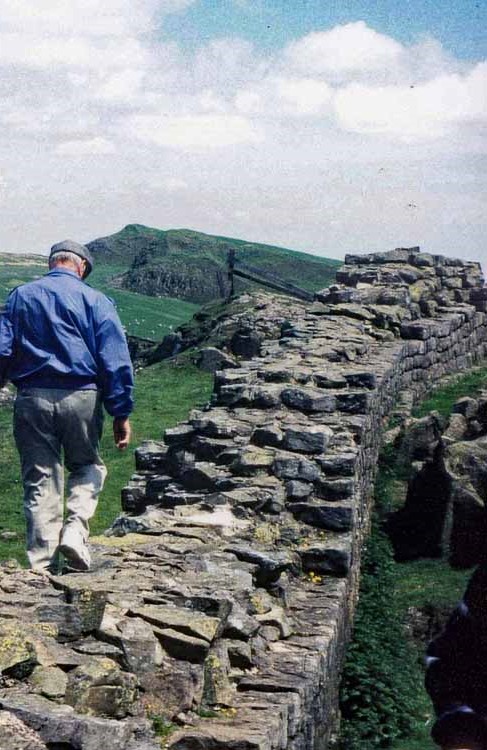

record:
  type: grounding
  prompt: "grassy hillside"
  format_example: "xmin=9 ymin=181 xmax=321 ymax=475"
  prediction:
xmin=0 ymin=255 xmax=199 ymax=340
xmin=0 ymin=356 xmax=213 ymax=564
xmin=87 ymin=224 xmax=341 ymax=302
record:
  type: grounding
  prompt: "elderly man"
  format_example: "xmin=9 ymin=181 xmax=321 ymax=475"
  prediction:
xmin=0 ymin=240 xmax=134 ymax=573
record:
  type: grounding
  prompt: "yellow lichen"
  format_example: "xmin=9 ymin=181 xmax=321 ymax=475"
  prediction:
xmin=253 ymin=523 xmax=280 ymax=544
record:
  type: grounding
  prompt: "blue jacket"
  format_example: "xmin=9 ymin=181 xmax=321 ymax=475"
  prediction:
xmin=0 ymin=268 xmax=134 ymax=418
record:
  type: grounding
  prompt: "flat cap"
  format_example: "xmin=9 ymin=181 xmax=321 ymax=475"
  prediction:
xmin=49 ymin=239 xmax=94 ymax=278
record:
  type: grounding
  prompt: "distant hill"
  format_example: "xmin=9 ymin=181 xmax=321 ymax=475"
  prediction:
xmin=87 ymin=224 xmax=341 ymax=304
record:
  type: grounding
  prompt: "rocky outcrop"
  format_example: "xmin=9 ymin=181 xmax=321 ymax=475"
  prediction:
xmin=389 ymin=389 xmax=487 ymax=567
xmin=0 ymin=247 xmax=485 ymax=749
xmin=87 ymin=224 xmax=340 ymax=304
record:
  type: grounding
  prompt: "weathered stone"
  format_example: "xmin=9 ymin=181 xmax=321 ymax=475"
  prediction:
xmin=223 ymin=607 xmax=260 ymax=641
xmin=197 ymin=347 xmax=238 ymax=373
xmin=226 ymin=640 xmax=253 ymax=670
xmin=0 ymin=690 xmax=143 ymax=749
xmin=202 ymin=643 xmax=234 ymax=706
xmin=192 ymin=436 xmax=237 ymax=462
xmin=251 ymin=425 xmax=283 ymax=448
xmin=315 ymin=478 xmax=355 ymax=500
xmin=443 ymin=413 xmax=468 ymax=442
xmin=130 ymin=606 xmax=221 ymax=643
xmin=65 ymin=658 xmax=139 ymax=718
xmin=225 ymin=547 xmax=300 ymax=586
xmin=231 ymin=447 xmax=275 ymax=476
xmin=255 ymin=607 xmax=293 ymax=639
xmin=138 ymin=659 xmax=204 ymax=719
xmin=114 ymin=617 xmax=163 ymax=673
xmin=154 ymin=628 xmax=210 ymax=663
xmin=313 ymin=373 xmax=348 ymax=388
xmin=299 ymin=537 xmax=352 ymax=576
xmin=335 ymin=392 xmax=370 ymax=414
xmin=121 ymin=484 xmax=148 ymax=515
xmin=281 ymin=387 xmax=336 ymax=413
xmin=273 ymin=452 xmax=320 ymax=482
xmin=0 ymin=710 xmax=47 ymax=750
xmin=289 ymin=502 xmax=354 ymax=531
xmin=283 ymin=425 xmax=332 ymax=454
xmin=29 ymin=665 xmax=68 ymax=699
xmin=0 ymin=622 xmax=37 ymax=676
xmin=164 ymin=424 xmax=195 ymax=446
xmin=230 ymin=329 xmax=262 ymax=358
xmin=317 ymin=453 xmax=357 ymax=477
xmin=285 ymin=480 xmax=313 ymax=500
xmin=135 ymin=441 xmax=168 ymax=471
xmin=180 ymin=462 xmax=226 ymax=491
xmin=71 ymin=637 xmax=124 ymax=661
xmin=452 ymin=396 xmax=478 ymax=420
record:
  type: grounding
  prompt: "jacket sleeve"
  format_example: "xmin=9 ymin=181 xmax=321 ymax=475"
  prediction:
xmin=94 ymin=298 xmax=134 ymax=418
xmin=0 ymin=294 xmax=15 ymax=387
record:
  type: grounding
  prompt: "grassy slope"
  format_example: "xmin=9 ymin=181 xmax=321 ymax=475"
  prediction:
xmin=0 ymin=356 xmax=213 ymax=563
xmin=89 ymin=224 xmax=341 ymax=293
xmin=0 ymin=256 xmax=199 ymax=340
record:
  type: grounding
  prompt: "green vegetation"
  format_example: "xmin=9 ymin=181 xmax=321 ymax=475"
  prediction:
xmin=340 ymin=366 xmax=487 ymax=748
xmin=88 ymin=223 xmax=341 ymax=295
xmin=148 ymin=713 xmax=176 ymax=739
xmin=412 ymin=366 xmax=487 ymax=418
xmin=0 ymin=356 xmax=213 ymax=563
xmin=0 ymin=254 xmax=199 ymax=340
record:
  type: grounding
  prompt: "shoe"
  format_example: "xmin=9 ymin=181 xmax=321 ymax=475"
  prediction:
xmin=58 ymin=525 xmax=91 ymax=572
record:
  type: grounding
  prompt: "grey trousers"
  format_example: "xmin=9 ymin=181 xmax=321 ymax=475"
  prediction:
xmin=13 ymin=388 xmax=107 ymax=571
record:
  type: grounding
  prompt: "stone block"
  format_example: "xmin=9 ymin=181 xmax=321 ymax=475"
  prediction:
xmin=283 ymin=426 xmax=332 ymax=454
xmin=130 ymin=606 xmax=221 ymax=644
xmin=231 ymin=447 xmax=275 ymax=476
xmin=273 ymin=453 xmax=320 ymax=482
xmin=65 ymin=658 xmax=138 ymax=718
xmin=226 ymin=640 xmax=253 ymax=669
xmin=281 ymin=388 xmax=336 ymax=413
xmin=164 ymin=424 xmax=195 ymax=446
xmin=197 ymin=347 xmax=239 ymax=373
xmin=251 ymin=425 xmax=284 ymax=448
xmin=289 ymin=502 xmax=353 ymax=532
xmin=299 ymin=537 xmax=352 ymax=577
xmin=154 ymin=628 xmax=210 ymax=664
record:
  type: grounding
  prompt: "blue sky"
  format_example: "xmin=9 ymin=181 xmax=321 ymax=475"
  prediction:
xmin=0 ymin=0 xmax=485 ymax=266
xmin=163 ymin=0 xmax=486 ymax=60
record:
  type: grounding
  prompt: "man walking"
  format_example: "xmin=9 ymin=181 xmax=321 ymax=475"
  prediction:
xmin=0 ymin=240 xmax=134 ymax=573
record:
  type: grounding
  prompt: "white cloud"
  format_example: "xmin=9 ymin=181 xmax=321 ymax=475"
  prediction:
xmin=0 ymin=0 xmax=193 ymax=37
xmin=275 ymin=77 xmax=333 ymax=116
xmin=56 ymin=137 xmax=116 ymax=155
xmin=285 ymin=21 xmax=404 ymax=77
xmin=335 ymin=63 xmax=487 ymax=138
xmin=127 ymin=114 xmax=263 ymax=149
xmin=0 ymin=12 xmax=485 ymax=265
xmin=0 ymin=34 xmax=149 ymax=69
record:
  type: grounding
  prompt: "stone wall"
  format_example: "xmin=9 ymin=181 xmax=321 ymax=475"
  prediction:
xmin=0 ymin=248 xmax=485 ymax=750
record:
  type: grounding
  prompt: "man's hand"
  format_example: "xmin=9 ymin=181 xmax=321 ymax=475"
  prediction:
xmin=113 ymin=417 xmax=131 ymax=450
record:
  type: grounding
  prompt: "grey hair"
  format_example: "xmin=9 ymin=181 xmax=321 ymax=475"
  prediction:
xmin=49 ymin=251 xmax=84 ymax=271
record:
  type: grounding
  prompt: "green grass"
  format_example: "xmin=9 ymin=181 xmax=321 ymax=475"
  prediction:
xmin=0 ymin=256 xmax=199 ymax=340
xmin=341 ymin=366 xmax=487 ymax=749
xmin=0 ymin=356 xmax=213 ymax=562
xmin=412 ymin=366 xmax=487 ymax=418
